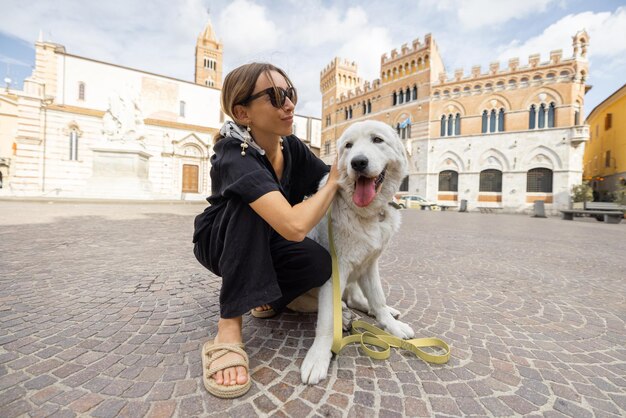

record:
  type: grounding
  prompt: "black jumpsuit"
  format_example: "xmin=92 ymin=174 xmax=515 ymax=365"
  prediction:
xmin=192 ymin=135 xmax=331 ymax=318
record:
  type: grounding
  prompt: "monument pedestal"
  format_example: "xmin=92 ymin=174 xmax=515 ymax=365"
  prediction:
xmin=85 ymin=142 xmax=154 ymax=199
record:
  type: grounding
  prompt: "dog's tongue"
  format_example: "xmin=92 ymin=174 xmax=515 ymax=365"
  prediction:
xmin=353 ymin=176 xmax=376 ymax=207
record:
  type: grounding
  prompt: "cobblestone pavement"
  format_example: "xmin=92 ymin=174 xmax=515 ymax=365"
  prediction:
xmin=1 ymin=200 xmax=625 ymax=418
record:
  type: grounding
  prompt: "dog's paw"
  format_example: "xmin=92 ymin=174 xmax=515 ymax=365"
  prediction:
xmin=301 ymin=342 xmax=332 ymax=385
xmin=383 ymin=319 xmax=415 ymax=339
xmin=387 ymin=305 xmax=401 ymax=319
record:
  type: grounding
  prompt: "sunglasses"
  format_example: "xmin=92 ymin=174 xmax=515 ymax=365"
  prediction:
xmin=241 ymin=86 xmax=297 ymax=108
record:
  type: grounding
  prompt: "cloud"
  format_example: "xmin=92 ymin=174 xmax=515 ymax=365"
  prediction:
xmin=0 ymin=53 xmax=31 ymax=68
xmin=421 ymin=0 xmax=560 ymax=29
xmin=496 ymin=7 xmax=626 ymax=63
xmin=217 ymin=0 xmax=281 ymax=58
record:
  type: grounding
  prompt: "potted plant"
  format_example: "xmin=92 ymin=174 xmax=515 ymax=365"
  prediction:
xmin=570 ymin=182 xmax=593 ymax=209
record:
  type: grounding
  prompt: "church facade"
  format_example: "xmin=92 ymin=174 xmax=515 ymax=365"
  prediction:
xmin=0 ymin=22 xmax=321 ymax=200
xmin=320 ymin=32 xmax=591 ymax=213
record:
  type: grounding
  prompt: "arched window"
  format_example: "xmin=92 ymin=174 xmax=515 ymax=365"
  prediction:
xmin=69 ymin=129 xmax=79 ymax=161
xmin=412 ymin=86 xmax=417 ymax=100
xmin=479 ymin=169 xmax=502 ymax=192
xmin=392 ymin=92 xmax=397 ymax=106
xmin=574 ymin=109 xmax=580 ymax=125
xmin=548 ymin=102 xmax=555 ymax=127
xmin=439 ymin=170 xmax=458 ymax=192
xmin=498 ymin=108 xmax=505 ymax=132
xmin=455 ymin=113 xmax=461 ymax=136
xmin=405 ymin=88 xmax=410 ymax=102
xmin=538 ymin=103 xmax=546 ymax=128
xmin=447 ymin=114 xmax=453 ymax=136
xmin=78 ymin=82 xmax=85 ymax=101
xmin=348 ymin=106 xmax=353 ymax=119
xmin=527 ymin=168 xmax=553 ymax=193
xmin=489 ymin=109 xmax=496 ymax=133
xmin=529 ymin=105 xmax=536 ymax=129
xmin=367 ymin=100 xmax=372 ymax=114
xmin=345 ymin=109 xmax=348 ymax=119
xmin=398 ymin=90 xmax=404 ymax=104
xmin=440 ymin=115 xmax=446 ymax=137
xmin=363 ymin=103 xmax=367 ymax=114
xmin=481 ymin=110 xmax=488 ymax=133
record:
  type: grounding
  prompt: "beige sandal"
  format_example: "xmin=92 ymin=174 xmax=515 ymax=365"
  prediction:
xmin=250 ymin=307 xmax=276 ymax=319
xmin=201 ymin=340 xmax=251 ymax=399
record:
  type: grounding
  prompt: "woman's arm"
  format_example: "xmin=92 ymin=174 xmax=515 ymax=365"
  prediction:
xmin=249 ymin=161 xmax=339 ymax=242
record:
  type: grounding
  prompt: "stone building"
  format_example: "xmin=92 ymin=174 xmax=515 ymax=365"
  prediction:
xmin=320 ymin=32 xmax=591 ymax=213
xmin=583 ymin=83 xmax=626 ymax=200
xmin=0 ymin=22 xmax=321 ymax=200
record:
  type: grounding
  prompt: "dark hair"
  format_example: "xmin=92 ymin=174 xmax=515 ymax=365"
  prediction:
xmin=215 ymin=62 xmax=295 ymax=144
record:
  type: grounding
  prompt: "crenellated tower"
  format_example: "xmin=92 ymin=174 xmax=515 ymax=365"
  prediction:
xmin=195 ymin=19 xmax=223 ymax=89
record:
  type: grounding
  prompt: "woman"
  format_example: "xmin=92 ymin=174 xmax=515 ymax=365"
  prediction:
xmin=192 ymin=63 xmax=338 ymax=398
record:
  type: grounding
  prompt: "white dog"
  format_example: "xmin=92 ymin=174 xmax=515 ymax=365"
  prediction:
xmin=293 ymin=120 xmax=415 ymax=385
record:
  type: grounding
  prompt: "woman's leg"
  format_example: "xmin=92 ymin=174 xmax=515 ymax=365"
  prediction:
xmin=268 ymin=232 xmax=332 ymax=312
xmin=210 ymin=316 xmax=248 ymax=386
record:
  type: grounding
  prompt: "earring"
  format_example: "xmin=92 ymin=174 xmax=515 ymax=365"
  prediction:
xmin=280 ymin=138 xmax=284 ymax=150
xmin=241 ymin=125 xmax=251 ymax=156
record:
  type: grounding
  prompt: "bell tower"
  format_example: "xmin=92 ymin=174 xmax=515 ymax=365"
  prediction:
xmin=195 ymin=18 xmax=223 ymax=89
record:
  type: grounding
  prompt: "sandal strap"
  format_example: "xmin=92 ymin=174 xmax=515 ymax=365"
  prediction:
xmin=207 ymin=357 xmax=249 ymax=377
xmin=204 ymin=343 xmax=249 ymax=376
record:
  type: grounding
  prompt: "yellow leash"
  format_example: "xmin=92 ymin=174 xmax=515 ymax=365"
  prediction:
xmin=327 ymin=209 xmax=450 ymax=364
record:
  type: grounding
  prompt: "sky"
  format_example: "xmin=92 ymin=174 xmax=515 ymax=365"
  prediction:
xmin=1 ymin=0 xmax=625 ymax=118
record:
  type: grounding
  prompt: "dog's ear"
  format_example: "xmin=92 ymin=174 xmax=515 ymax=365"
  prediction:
xmin=383 ymin=123 xmax=409 ymax=178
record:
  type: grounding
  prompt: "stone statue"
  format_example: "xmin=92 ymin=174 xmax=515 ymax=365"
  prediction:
xmin=102 ymin=91 xmax=145 ymax=143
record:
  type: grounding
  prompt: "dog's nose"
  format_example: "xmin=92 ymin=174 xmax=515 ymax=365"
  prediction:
xmin=351 ymin=156 xmax=369 ymax=172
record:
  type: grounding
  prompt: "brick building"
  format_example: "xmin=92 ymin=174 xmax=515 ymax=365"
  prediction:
xmin=320 ymin=31 xmax=591 ymax=213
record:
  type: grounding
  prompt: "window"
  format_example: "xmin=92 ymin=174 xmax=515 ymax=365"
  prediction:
xmin=412 ymin=86 xmax=417 ymax=100
xmin=439 ymin=170 xmax=458 ymax=192
xmin=548 ymin=102 xmax=555 ymax=128
xmin=348 ymin=106 xmax=353 ymax=119
xmin=529 ymin=105 xmax=536 ymax=129
xmin=481 ymin=111 xmax=488 ymax=133
xmin=399 ymin=176 xmax=409 ymax=192
xmin=392 ymin=92 xmax=397 ymax=106
xmin=363 ymin=103 xmax=367 ymax=114
xmin=367 ymin=100 xmax=371 ymax=114
xmin=498 ymin=108 xmax=505 ymax=132
xmin=179 ymin=101 xmax=186 ymax=117
xmin=69 ymin=129 xmax=79 ymax=161
xmin=527 ymin=168 xmax=553 ymax=193
xmin=324 ymin=141 xmax=330 ymax=155
xmin=489 ymin=109 xmax=496 ymax=133
xmin=455 ymin=113 xmax=461 ymax=136
xmin=479 ymin=169 xmax=502 ymax=192
xmin=574 ymin=110 xmax=580 ymax=125
xmin=605 ymin=150 xmax=611 ymax=168
xmin=605 ymin=113 xmax=612 ymax=130
xmin=405 ymin=88 xmax=410 ymax=102
xmin=447 ymin=114 xmax=453 ymax=136
xmin=440 ymin=115 xmax=446 ymax=137
xmin=538 ymin=103 xmax=546 ymax=128
xmin=398 ymin=90 xmax=404 ymax=104
xmin=78 ymin=82 xmax=85 ymax=101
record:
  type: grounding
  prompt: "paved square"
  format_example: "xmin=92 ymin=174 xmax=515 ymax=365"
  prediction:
xmin=0 ymin=200 xmax=624 ymax=417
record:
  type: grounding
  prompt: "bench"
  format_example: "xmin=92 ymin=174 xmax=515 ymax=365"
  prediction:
xmin=560 ymin=209 xmax=623 ymax=224
xmin=584 ymin=202 xmax=626 ymax=211
xmin=477 ymin=207 xmax=503 ymax=214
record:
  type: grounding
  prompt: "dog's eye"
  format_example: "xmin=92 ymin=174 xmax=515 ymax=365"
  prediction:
xmin=372 ymin=137 xmax=384 ymax=144
xmin=345 ymin=142 xmax=353 ymax=149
